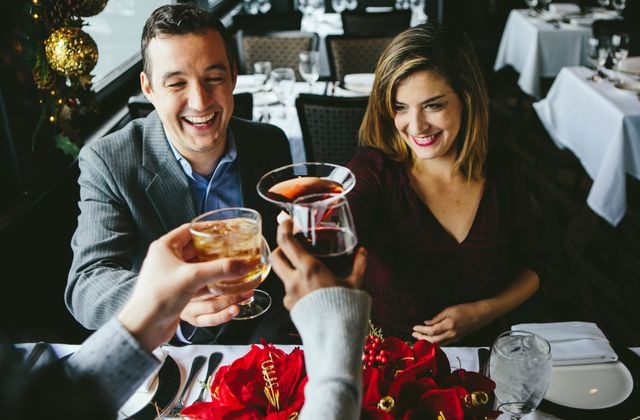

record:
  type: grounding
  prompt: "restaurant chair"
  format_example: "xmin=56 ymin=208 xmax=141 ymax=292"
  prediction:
xmin=340 ymin=9 xmax=411 ymax=36
xmin=295 ymin=94 xmax=369 ymax=165
xmin=126 ymin=92 xmax=254 ymax=121
xmin=232 ymin=11 xmax=303 ymax=32
xmin=236 ymin=30 xmax=319 ymax=80
xmin=326 ymin=34 xmax=393 ymax=84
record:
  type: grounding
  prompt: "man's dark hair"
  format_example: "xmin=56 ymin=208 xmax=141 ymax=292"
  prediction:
xmin=140 ymin=3 xmax=236 ymax=81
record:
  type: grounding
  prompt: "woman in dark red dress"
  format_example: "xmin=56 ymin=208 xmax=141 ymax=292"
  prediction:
xmin=347 ymin=23 xmax=542 ymax=345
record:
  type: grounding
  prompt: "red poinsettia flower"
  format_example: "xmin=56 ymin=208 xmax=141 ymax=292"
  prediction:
xmin=181 ymin=343 xmax=307 ymax=419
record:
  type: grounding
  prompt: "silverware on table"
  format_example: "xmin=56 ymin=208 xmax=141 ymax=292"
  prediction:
xmin=166 ymin=355 xmax=206 ymax=417
xmin=191 ymin=352 xmax=223 ymax=405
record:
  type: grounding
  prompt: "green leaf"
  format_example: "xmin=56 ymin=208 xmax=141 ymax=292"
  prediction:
xmin=54 ymin=134 xmax=79 ymax=157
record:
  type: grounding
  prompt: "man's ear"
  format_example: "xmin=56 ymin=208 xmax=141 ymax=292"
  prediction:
xmin=140 ymin=71 xmax=154 ymax=102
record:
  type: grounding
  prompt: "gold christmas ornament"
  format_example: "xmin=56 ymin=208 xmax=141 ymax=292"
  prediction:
xmin=44 ymin=27 xmax=98 ymax=78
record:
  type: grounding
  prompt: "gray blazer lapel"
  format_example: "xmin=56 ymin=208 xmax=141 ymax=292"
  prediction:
xmin=141 ymin=112 xmax=197 ymax=230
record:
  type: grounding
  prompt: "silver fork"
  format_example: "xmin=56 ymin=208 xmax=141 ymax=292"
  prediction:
xmin=192 ymin=352 xmax=223 ymax=404
xmin=166 ymin=355 xmax=206 ymax=417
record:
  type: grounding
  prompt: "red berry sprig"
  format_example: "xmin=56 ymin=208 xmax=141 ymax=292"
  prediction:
xmin=363 ymin=335 xmax=389 ymax=369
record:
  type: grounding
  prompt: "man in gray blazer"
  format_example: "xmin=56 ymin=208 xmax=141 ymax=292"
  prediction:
xmin=65 ymin=4 xmax=296 ymax=344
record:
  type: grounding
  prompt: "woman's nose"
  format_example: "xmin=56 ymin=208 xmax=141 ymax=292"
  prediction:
xmin=409 ymin=110 xmax=429 ymax=133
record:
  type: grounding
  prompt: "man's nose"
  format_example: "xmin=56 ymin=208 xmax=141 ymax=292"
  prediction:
xmin=188 ymin=82 xmax=210 ymax=110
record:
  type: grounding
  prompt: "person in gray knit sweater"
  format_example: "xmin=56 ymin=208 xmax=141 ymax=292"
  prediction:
xmin=2 ymin=220 xmax=370 ymax=419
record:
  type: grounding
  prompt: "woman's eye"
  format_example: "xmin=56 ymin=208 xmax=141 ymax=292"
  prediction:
xmin=426 ymin=103 xmax=443 ymax=110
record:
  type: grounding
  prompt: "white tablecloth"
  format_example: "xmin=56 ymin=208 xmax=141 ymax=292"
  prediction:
xmin=20 ymin=342 xmax=640 ymax=419
xmin=494 ymin=9 xmax=592 ymax=98
xmin=533 ymin=66 xmax=640 ymax=226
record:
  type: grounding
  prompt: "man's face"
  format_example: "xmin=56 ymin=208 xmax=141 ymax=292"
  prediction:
xmin=140 ymin=29 xmax=236 ymax=167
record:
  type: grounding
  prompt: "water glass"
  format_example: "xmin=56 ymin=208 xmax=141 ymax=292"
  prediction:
xmin=612 ymin=0 xmax=625 ymax=14
xmin=524 ymin=0 xmax=539 ymax=16
xmin=331 ymin=0 xmax=347 ymax=13
xmin=243 ymin=0 xmax=260 ymax=14
xmin=597 ymin=0 xmax=610 ymax=7
xmin=298 ymin=51 xmax=320 ymax=91
xmin=269 ymin=67 xmax=296 ymax=117
xmin=345 ymin=0 xmax=358 ymax=10
xmin=489 ymin=330 xmax=552 ymax=420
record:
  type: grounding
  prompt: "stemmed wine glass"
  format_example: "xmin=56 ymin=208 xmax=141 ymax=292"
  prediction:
xmin=612 ymin=0 xmax=625 ymax=15
xmin=256 ymin=162 xmax=356 ymax=210
xmin=253 ymin=61 xmax=272 ymax=120
xmin=298 ymin=51 xmax=320 ymax=92
xmin=345 ymin=0 xmax=358 ymax=11
xmin=488 ymin=330 xmax=553 ymax=419
xmin=524 ymin=0 xmax=539 ymax=16
xmin=587 ymin=36 xmax=610 ymax=81
xmin=269 ymin=67 xmax=296 ymax=118
xmin=290 ymin=193 xmax=358 ymax=278
xmin=597 ymin=0 xmax=610 ymax=7
xmin=331 ymin=0 xmax=347 ymax=13
xmin=611 ymin=32 xmax=630 ymax=83
xmin=189 ymin=208 xmax=272 ymax=320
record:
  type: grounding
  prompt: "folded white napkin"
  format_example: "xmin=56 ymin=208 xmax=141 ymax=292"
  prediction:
xmin=234 ymin=75 xmax=261 ymax=93
xmin=619 ymin=56 xmax=640 ymax=74
xmin=548 ymin=3 xmax=581 ymax=14
xmin=569 ymin=16 xmax=594 ymax=25
xmin=343 ymin=73 xmax=374 ymax=93
xmin=511 ymin=322 xmax=618 ymax=366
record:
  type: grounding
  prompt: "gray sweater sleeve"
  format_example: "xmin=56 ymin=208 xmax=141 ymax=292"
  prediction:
xmin=65 ymin=318 xmax=160 ymax=408
xmin=291 ymin=288 xmax=371 ymax=420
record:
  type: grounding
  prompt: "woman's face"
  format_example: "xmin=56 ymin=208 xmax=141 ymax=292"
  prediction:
xmin=393 ymin=70 xmax=462 ymax=163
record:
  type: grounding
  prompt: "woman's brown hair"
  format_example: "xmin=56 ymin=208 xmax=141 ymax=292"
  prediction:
xmin=359 ymin=22 xmax=489 ymax=179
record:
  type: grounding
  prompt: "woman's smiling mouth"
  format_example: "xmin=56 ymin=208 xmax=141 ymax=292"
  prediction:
xmin=411 ymin=132 xmax=440 ymax=147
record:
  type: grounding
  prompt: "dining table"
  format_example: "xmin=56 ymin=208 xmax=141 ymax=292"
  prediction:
xmin=493 ymin=9 xmax=617 ymax=98
xmin=532 ymin=65 xmax=640 ymax=226
xmin=16 ymin=341 xmax=640 ymax=419
xmin=234 ymin=77 xmax=370 ymax=164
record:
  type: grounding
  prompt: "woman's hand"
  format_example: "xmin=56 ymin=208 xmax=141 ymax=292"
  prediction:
xmin=271 ymin=218 xmax=367 ymax=310
xmin=412 ymin=300 xmax=492 ymax=345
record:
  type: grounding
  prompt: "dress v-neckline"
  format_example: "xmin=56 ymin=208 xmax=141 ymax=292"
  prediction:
xmin=404 ymin=169 xmax=487 ymax=245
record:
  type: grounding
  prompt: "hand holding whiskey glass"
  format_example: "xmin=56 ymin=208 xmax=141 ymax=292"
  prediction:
xmin=189 ymin=208 xmax=272 ymax=320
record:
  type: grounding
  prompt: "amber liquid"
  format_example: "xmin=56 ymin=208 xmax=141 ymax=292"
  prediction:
xmin=266 ymin=177 xmax=344 ymax=203
xmin=191 ymin=218 xmax=266 ymax=294
xmin=295 ymin=227 xmax=357 ymax=278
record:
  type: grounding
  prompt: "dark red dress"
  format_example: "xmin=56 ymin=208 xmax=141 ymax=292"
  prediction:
xmin=346 ymin=147 xmax=541 ymax=343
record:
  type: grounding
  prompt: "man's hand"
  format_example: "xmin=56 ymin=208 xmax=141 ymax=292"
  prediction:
xmin=271 ymin=218 xmax=367 ymax=310
xmin=117 ymin=223 xmax=255 ymax=351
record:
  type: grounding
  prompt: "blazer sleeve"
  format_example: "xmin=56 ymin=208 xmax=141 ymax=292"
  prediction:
xmin=65 ymin=140 xmax=140 ymax=330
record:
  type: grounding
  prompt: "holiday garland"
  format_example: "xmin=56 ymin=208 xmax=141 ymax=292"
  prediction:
xmin=12 ymin=0 xmax=108 ymax=156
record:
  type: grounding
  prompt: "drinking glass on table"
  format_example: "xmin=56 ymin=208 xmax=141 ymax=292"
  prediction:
xmin=331 ymin=0 xmax=347 ymax=13
xmin=253 ymin=61 xmax=272 ymax=120
xmin=298 ymin=51 xmax=320 ymax=92
xmin=523 ymin=0 xmax=539 ymax=16
xmin=345 ymin=0 xmax=358 ymax=11
xmin=612 ymin=0 xmax=625 ymax=15
xmin=489 ymin=330 xmax=552 ymax=420
xmin=269 ymin=67 xmax=296 ymax=118
xmin=189 ymin=208 xmax=272 ymax=320
xmin=611 ymin=33 xmax=630 ymax=82
xmin=291 ymin=194 xmax=358 ymax=278
xmin=587 ymin=36 xmax=609 ymax=81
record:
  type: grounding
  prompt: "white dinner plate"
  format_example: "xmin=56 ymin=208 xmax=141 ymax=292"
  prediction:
xmin=544 ymin=361 xmax=633 ymax=409
xmin=614 ymin=81 xmax=640 ymax=93
xmin=619 ymin=57 xmax=640 ymax=76
xmin=118 ymin=373 xmax=160 ymax=419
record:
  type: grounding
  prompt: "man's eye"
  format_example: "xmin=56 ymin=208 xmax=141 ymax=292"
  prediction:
xmin=166 ymin=81 xmax=186 ymax=88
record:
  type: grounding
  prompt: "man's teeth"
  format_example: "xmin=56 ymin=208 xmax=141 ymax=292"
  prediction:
xmin=184 ymin=113 xmax=215 ymax=124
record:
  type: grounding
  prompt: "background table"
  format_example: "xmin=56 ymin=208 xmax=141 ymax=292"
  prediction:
xmin=494 ymin=9 xmax=592 ymax=98
xmin=533 ymin=66 xmax=640 ymax=226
